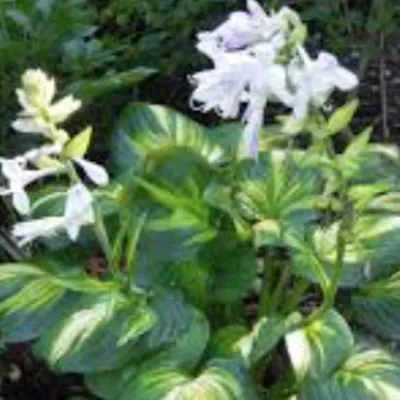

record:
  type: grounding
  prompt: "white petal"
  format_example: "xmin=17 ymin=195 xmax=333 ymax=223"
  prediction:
xmin=13 ymin=217 xmax=64 ymax=246
xmin=331 ymin=67 xmax=359 ymax=91
xmin=64 ymin=183 xmax=94 ymax=241
xmin=48 ymin=95 xmax=82 ymax=124
xmin=247 ymin=0 xmax=269 ymax=23
xmin=293 ymin=88 xmax=311 ymax=120
xmin=265 ymin=64 xmax=294 ymax=106
xmin=241 ymin=108 xmax=264 ymax=159
xmin=11 ymin=117 xmax=50 ymax=135
xmin=12 ymin=190 xmax=31 ymax=215
xmin=74 ymin=158 xmax=109 ymax=186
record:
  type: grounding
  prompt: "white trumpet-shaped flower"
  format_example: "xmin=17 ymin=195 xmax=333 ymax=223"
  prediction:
xmin=191 ymin=34 xmax=292 ymax=157
xmin=190 ymin=0 xmax=358 ymax=158
xmin=289 ymin=50 xmax=359 ymax=120
xmin=12 ymin=69 xmax=81 ymax=139
xmin=73 ymin=158 xmax=109 ymax=187
xmin=12 ymin=182 xmax=95 ymax=246
xmin=0 ymin=158 xmax=62 ymax=215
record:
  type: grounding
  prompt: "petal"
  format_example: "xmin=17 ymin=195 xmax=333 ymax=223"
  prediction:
xmin=265 ymin=64 xmax=294 ymax=106
xmin=64 ymin=183 xmax=94 ymax=240
xmin=12 ymin=217 xmax=64 ymax=246
xmin=74 ymin=158 xmax=109 ymax=186
xmin=11 ymin=117 xmax=50 ymax=135
xmin=241 ymin=108 xmax=265 ymax=159
xmin=331 ymin=67 xmax=359 ymax=91
xmin=292 ymin=88 xmax=311 ymax=120
xmin=48 ymin=95 xmax=82 ymax=124
xmin=12 ymin=190 xmax=31 ymax=215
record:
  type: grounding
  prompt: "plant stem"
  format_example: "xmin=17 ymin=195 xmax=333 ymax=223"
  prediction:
xmin=379 ymin=31 xmax=389 ymax=142
xmin=259 ymin=250 xmax=276 ymax=317
xmin=290 ymin=170 xmax=352 ymax=331
xmin=93 ymin=206 xmax=116 ymax=276
xmin=282 ymin=278 xmax=309 ymax=314
xmin=269 ymin=263 xmax=291 ymax=314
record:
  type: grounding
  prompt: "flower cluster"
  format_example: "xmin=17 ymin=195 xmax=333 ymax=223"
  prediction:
xmin=0 ymin=69 xmax=109 ymax=246
xmin=190 ymin=0 xmax=359 ymax=158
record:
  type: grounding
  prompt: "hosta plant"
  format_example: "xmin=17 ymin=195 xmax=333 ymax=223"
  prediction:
xmin=1 ymin=1 xmax=400 ymax=399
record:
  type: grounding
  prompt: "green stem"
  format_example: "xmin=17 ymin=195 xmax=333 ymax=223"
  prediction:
xmin=93 ymin=206 xmax=116 ymax=276
xmin=269 ymin=263 xmax=291 ymax=314
xmin=282 ymin=279 xmax=309 ymax=314
xmin=259 ymin=251 xmax=277 ymax=317
xmin=291 ymin=170 xmax=352 ymax=331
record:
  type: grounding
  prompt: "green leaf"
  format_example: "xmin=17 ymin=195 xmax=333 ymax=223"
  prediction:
xmin=237 ymin=151 xmax=320 ymax=247
xmin=291 ymin=215 xmax=400 ymax=287
xmin=300 ymin=348 xmax=400 ymax=400
xmin=237 ymin=313 xmax=302 ymax=366
xmin=63 ymin=126 xmax=92 ymax=159
xmin=201 ymin=234 xmax=258 ymax=304
xmin=352 ymin=270 xmax=400 ymax=340
xmin=343 ymin=126 xmax=373 ymax=157
xmin=208 ymin=325 xmax=249 ymax=359
xmin=286 ymin=309 xmax=354 ymax=381
xmin=35 ymin=291 xmax=156 ymax=372
xmin=120 ymin=359 xmax=260 ymax=400
xmin=110 ymin=103 xmax=222 ymax=175
xmin=134 ymin=289 xmax=193 ymax=356
xmin=327 ymin=99 xmax=359 ymax=135
xmin=65 ymin=68 xmax=156 ymax=104
xmin=86 ymin=307 xmax=209 ymax=400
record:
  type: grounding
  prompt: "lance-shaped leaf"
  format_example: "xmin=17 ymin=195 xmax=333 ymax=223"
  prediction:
xmin=65 ymin=68 xmax=156 ymax=104
xmin=291 ymin=214 xmax=400 ymax=288
xmin=236 ymin=151 xmax=320 ymax=247
xmin=286 ymin=309 xmax=354 ymax=382
xmin=327 ymin=99 xmax=359 ymax=135
xmin=300 ymin=348 xmax=400 ymax=400
xmin=352 ymin=270 xmax=400 ymax=340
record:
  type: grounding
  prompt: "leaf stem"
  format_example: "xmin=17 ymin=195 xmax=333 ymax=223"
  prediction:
xmin=269 ymin=263 xmax=291 ymax=314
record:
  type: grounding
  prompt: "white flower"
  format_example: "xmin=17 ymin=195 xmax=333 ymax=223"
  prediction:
xmin=12 ymin=69 xmax=81 ymax=138
xmin=0 ymin=158 xmax=61 ymax=215
xmin=12 ymin=182 xmax=95 ymax=246
xmin=13 ymin=217 xmax=66 ymax=247
xmin=73 ymin=158 xmax=109 ymax=187
xmin=289 ymin=50 xmax=359 ymax=120
xmin=198 ymin=0 xmax=284 ymax=51
xmin=63 ymin=182 xmax=95 ymax=240
xmin=191 ymin=38 xmax=293 ymax=158
xmin=18 ymin=69 xmax=56 ymax=110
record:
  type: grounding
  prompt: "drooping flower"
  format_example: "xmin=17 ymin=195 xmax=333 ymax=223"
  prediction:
xmin=73 ymin=158 xmax=109 ymax=187
xmin=0 ymin=158 xmax=62 ymax=215
xmin=12 ymin=69 xmax=81 ymax=140
xmin=289 ymin=49 xmax=359 ymax=120
xmin=12 ymin=182 xmax=95 ymax=246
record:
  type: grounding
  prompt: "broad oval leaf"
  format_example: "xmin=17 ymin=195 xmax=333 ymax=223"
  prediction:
xmin=110 ymin=103 xmax=222 ymax=175
xmin=352 ymin=270 xmax=400 ymax=340
xmin=121 ymin=359 xmax=260 ymax=400
xmin=86 ymin=308 xmax=209 ymax=400
xmin=300 ymin=348 xmax=400 ymax=400
xmin=35 ymin=291 xmax=156 ymax=373
xmin=286 ymin=309 xmax=354 ymax=381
